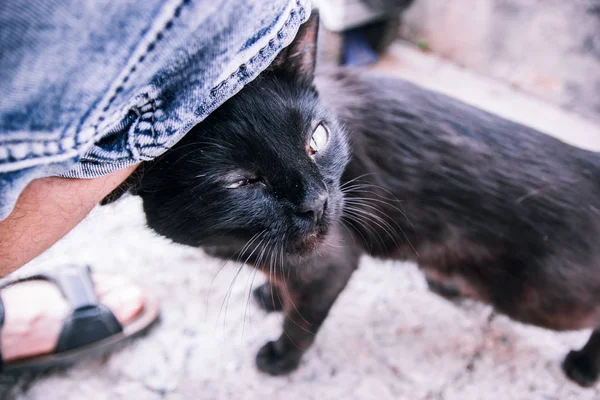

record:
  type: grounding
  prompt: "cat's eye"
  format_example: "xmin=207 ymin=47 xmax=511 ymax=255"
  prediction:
xmin=226 ymin=176 xmax=263 ymax=189
xmin=309 ymin=124 xmax=329 ymax=155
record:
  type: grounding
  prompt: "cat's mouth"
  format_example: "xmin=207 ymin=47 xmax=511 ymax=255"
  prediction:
xmin=288 ymin=193 xmax=342 ymax=256
xmin=290 ymin=224 xmax=329 ymax=255
xmin=304 ymin=231 xmax=323 ymax=249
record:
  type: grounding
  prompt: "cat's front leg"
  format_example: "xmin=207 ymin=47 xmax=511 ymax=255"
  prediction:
xmin=253 ymin=282 xmax=283 ymax=312
xmin=255 ymin=251 xmax=359 ymax=375
xmin=563 ymin=328 xmax=600 ymax=387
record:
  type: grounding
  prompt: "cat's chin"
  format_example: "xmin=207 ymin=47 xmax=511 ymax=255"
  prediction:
xmin=288 ymin=227 xmax=329 ymax=257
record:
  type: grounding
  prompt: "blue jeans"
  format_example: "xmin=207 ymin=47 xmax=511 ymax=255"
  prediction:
xmin=0 ymin=0 xmax=310 ymax=220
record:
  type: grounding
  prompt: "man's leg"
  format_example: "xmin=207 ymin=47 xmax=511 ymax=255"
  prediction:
xmin=0 ymin=165 xmax=137 ymax=277
xmin=0 ymin=164 xmax=154 ymax=366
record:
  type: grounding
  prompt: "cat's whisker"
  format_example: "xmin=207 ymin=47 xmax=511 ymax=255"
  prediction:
xmin=207 ymin=230 xmax=263 ymax=321
xmin=241 ymin=259 xmax=261 ymax=340
xmin=342 ymin=182 xmax=412 ymax=216
xmin=343 ymin=181 xmax=417 ymax=251
xmin=276 ymin=236 xmax=313 ymax=332
xmin=321 ymin=239 xmax=345 ymax=250
xmin=241 ymin=235 xmax=272 ymax=338
xmin=342 ymin=184 xmax=408 ymax=211
xmin=219 ymin=263 xmax=250 ymax=332
xmin=228 ymin=234 xmax=268 ymax=321
xmin=344 ymin=198 xmax=402 ymax=224
xmin=340 ymin=182 xmax=412 ymax=205
xmin=343 ymin=207 xmax=389 ymax=251
xmin=217 ymin=230 xmax=266 ymax=330
xmin=268 ymin=243 xmax=280 ymax=315
xmin=341 ymin=213 xmax=374 ymax=250
xmin=339 ymin=173 xmax=377 ymax=189
xmin=345 ymin=199 xmax=418 ymax=256
xmin=350 ymin=193 xmax=415 ymax=230
xmin=338 ymin=203 xmax=370 ymax=243
xmin=342 ymin=181 xmax=403 ymax=202
xmin=346 ymin=203 xmax=402 ymax=247
xmin=260 ymin=236 xmax=311 ymax=347
xmin=344 ymin=195 xmax=409 ymax=219
xmin=345 ymin=199 xmax=405 ymax=241
xmin=270 ymin=240 xmax=284 ymax=316
xmin=242 ymin=239 xmax=271 ymax=337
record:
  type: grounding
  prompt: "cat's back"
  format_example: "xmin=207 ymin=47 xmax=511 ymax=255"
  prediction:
xmin=318 ymin=68 xmax=600 ymax=330
xmin=317 ymin=67 xmax=600 ymax=267
xmin=318 ymin=68 xmax=597 ymax=169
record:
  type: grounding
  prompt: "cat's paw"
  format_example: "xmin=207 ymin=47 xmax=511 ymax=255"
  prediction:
xmin=256 ymin=340 xmax=302 ymax=375
xmin=562 ymin=349 xmax=600 ymax=387
xmin=253 ymin=283 xmax=283 ymax=312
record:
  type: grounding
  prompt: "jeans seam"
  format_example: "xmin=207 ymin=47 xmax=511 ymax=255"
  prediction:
xmin=93 ymin=0 xmax=191 ymax=132
xmin=134 ymin=0 xmax=306 ymax=160
xmin=173 ymin=0 xmax=306 ymax=145
xmin=204 ymin=0 xmax=302 ymax=112
xmin=62 ymin=0 xmax=307 ymax=176
xmin=0 ymin=0 xmax=193 ymax=173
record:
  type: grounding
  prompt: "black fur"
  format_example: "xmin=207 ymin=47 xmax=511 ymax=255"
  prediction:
xmin=106 ymin=13 xmax=600 ymax=386
xmin=319 ymin=69 xmax=600 ymax=387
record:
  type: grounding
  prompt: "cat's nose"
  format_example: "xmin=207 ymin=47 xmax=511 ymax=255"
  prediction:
xmin=299 ymin=193 xmax=328 ymax=224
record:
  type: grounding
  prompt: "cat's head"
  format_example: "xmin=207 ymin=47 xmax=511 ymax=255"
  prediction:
xmin=116 ymin=13 xmax=350 ymax=257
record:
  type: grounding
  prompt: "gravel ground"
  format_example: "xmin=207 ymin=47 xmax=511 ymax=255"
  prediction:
xmin=2 ymin=43 xmax=600 ymax=400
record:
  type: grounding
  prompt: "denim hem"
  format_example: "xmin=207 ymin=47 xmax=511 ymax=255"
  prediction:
xmin=0 ymin=0 xmax=310 ymax=221
xmin=59 ymin=0 xmax=310 ymax=179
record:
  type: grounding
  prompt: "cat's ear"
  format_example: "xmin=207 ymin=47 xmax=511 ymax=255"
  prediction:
xmin=270 ymin=10 xmax=319 ymax=81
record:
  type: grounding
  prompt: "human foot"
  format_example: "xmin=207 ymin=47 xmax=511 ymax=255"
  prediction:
xmin=0 ymin=266 xmax=158 ymax=371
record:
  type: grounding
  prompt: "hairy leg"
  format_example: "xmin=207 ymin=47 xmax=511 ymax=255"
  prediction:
xmin=0 ymin=165 xmax=137 ymax=277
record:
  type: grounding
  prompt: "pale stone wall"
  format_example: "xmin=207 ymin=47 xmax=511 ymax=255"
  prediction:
xmin=400 ymin=0 xmax=600 ymax=124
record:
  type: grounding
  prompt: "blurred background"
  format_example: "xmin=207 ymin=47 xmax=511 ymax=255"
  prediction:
xmin=3 ymin=1 xmax=600 ymax=399
xmin=316 ymin=0 xmax=600 ymax=125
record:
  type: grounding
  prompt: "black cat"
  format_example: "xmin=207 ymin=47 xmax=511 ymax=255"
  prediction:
xmin=105 ymin=13 xmax=600 ymax=387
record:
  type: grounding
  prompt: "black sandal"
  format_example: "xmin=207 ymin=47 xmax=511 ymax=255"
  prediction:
xmin=0 ymin=265 xmax=159 ymax=374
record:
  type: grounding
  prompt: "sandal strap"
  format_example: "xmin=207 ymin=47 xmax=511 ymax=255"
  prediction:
xmin=52 ymin=265 xmax=124 ymax=353
xmin=0 ymin=265 xmax=123 ymax=355
xmin=55 ymin=302 xmax=123 ymax=353
xmin=36 ymin=265 xmax=99 ymax=312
